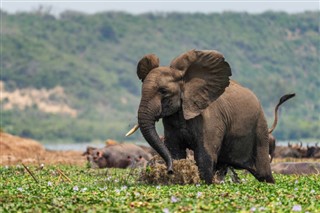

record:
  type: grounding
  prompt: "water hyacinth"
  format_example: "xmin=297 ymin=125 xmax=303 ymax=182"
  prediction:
xmin=196 ymin=192 xmax=202 ymax=198
xmin=134 ymin=192 xmax=140 ymax=197
xmin=258 ymin=207 xmax=266 ymax=211
xmin=99 ymin=187 xmax=107 ymax=191
xmin=171 ymin=196 xmax=179 ymax=203
xmin=250 ymin=207 xmax=256 ymax=212
xmin=292 ymin=205 xmax=302 ymax=212
xmin=2 ymin=164 xmax=319 ymax=212
xmin=163 ymin=208 xmax=170 ymax=213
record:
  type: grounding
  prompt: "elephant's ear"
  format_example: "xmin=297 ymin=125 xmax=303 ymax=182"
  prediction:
xmin=137 ymin=54 xmax=159 ymax=82
xmin=171 ymin=50 xmax=232 ymax=120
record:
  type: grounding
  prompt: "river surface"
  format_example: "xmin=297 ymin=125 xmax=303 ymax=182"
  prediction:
xmin=44 ymin=140 xmax=318 ymax=151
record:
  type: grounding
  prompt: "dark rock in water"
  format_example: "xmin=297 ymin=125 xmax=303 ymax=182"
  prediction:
xmin=271 ymin=162 xmax=320 ymax=175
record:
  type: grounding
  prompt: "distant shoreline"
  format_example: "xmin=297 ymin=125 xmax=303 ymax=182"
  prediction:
xmin=44 ymin=140 xmax=319 ymax=151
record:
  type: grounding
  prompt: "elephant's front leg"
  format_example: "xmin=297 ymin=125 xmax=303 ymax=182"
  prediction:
xmin=194 ymin=125 xmax=224 ymax=184
xmin=194 ymin=147 xmax=214 ymax=184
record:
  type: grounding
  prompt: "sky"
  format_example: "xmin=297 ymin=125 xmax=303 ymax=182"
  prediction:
xmin=1 ymin=1 xmax=319 ymax=15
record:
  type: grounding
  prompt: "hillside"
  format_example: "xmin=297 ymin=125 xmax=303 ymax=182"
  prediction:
xmin=1 ymin=10 xmax=319 ymax=142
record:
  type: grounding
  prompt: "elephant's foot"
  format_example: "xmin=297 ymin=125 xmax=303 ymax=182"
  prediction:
xmin=202 ymin=173 xmax=214 ymax=184
xmin=252 ymin=171 xmax=275 ymax=184
xmin=194 ymin=152 xmax=214 ymax=184
xmin=260 ymin=175 xmax=275 ymax=184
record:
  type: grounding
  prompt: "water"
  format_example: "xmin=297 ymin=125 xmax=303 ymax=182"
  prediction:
xmin=44 ymin=140 xmax=318 ymax=151
xmin=44 ymin=141 xmax=150 ymax=151
xmin=277 ymin=140 xmax=318 ymax=147
xmin=44 ymin=143 xmax=103 ymax=151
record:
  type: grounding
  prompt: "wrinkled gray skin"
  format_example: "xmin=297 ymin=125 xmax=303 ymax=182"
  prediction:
xmin=85 ymin=144 xmax=152 ymax=169
xmin=136 ymin=49 xmax=276 ymax=184
xmin=213 ymin=135 xmax=276 ymax=183
xmin=215 ymin=93 xmax=295 ymax=183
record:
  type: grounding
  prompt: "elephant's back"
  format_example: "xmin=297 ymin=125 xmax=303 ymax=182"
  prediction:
xmin=223 ymin=80 xmax=262 ymax=113
xmin=217 ymin=80 xmax=266 ymax=134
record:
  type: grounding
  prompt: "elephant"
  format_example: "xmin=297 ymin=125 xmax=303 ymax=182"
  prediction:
xmin=127 ymin=91 xmax=294 ymax=183
xmin=84 ymin=143 xmax=152 ymax=169
xmin=134 ymin=49 xmax=288 ymax=184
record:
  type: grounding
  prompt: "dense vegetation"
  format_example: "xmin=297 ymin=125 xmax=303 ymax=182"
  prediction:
xmin=1 ymin=9 xmax=319 ymax=142
xmin=1 ymin=165 xmax=319 ymax=212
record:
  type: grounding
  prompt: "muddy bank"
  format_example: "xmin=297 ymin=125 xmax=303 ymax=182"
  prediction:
xmin=0 ymin=132 xmax=86 ymax=166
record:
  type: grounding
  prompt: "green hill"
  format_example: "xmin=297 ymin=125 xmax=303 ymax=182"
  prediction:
xmin=1 ymin=10 xmax=319 ymax=142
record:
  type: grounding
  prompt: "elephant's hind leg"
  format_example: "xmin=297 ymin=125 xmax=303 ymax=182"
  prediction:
xmin=254 ymin=155 xmax=275 ymax=183
xmin=253 ymin=120 xmax=275 ymax=183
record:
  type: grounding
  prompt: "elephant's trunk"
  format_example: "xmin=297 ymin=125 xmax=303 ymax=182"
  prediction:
xmin=138 ymin=102 xmax=173 ymax=174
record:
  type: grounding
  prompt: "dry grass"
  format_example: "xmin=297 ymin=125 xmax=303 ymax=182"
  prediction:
xmin=139 ymin=155 xmax=200 ymax=185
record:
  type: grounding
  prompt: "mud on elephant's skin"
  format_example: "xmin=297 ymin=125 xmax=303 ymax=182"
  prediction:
xmin=134 ymin=49 xmax=296 ymax=184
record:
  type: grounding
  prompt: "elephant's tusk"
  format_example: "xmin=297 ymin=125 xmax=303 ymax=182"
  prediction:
xmin=125 ymin=124 xmax=140 ymax=137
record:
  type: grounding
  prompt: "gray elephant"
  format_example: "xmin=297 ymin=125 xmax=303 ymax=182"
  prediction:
xmin=134 ymin=49 xmax=293 ymax=184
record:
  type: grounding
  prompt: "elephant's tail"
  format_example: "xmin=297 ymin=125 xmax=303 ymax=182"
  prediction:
xmin=268 ymin=93 xmax=295 ymax=134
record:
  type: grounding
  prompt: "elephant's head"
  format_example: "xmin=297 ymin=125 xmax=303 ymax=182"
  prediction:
xmin=136 ymin=49 xmax=232 ymax=173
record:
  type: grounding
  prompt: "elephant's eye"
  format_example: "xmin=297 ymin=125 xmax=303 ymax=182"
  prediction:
xmin=159 ymin=87 xmax=167 ymax=95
